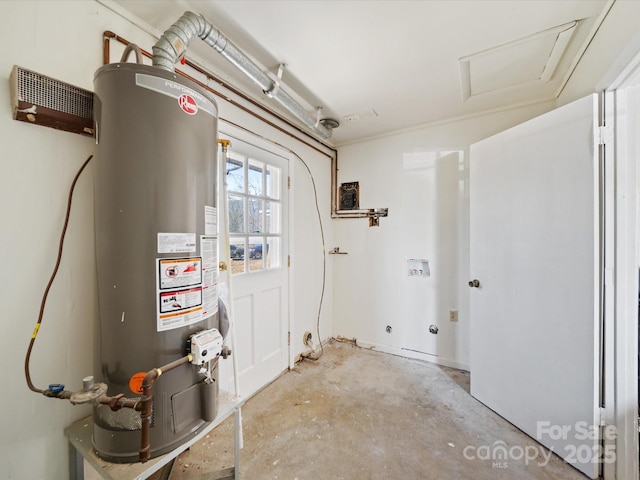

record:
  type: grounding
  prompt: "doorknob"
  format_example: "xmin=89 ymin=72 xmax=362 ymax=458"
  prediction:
xmin=468 ymin=279 xmax=480 ymax=288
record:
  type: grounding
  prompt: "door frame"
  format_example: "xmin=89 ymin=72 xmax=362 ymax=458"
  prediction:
xmin=218 ymin=121 xmax=292 ymax=397
xmin=605 ymin=48 xmax=640 ymax=480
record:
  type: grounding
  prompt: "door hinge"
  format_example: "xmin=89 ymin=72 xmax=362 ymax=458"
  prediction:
xmin=598 ymin=125 xmax=613 ymax=145
xmin=288 ymin=255 xmax=291 ymax=267
xmin=604 ymin=267 xmax=614 ymax=286
xmin=288 ymin=176 xmax=291 ymax=189
xmin=598 ymin=407 xmax=608 ymax=427
xmin=288 ymin=331 xmax=291 ymax=346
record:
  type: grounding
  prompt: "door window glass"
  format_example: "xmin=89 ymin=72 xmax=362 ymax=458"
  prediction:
xmin=227 ymin=152 xmax=282 ymax=275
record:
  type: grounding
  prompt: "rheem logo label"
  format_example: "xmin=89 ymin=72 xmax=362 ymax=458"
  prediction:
xmin=178 ymin=94 xmax=198 ymax=115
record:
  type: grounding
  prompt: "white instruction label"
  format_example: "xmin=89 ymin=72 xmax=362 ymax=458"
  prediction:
xmin=201 ymin=235 xmax=219 ymax=319
xmin=205 ymin=206 xmax=217 ymax=235
xmin=157 ymin=305 xmax=203 ymax=332
xmin=158 ymin=233 xmax=196 ymax=254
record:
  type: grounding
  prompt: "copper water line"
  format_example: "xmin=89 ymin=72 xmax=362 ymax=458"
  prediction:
xmin=24 ymin=154 xmax=94 ymax=394
xmin=102 ymin=31 xmax=335 ymax=159
xmin=41 ymin=354 xmax=194 ymax=462
xmin=102 ymin=31 xmax=354 ymax=219
xmin=100 ymin=395 xmax=140 ymax=411
xmin=44 ymin=387 xmax=140 ymax=411
xmin=138 ymin=354 xmax=194 ymax=462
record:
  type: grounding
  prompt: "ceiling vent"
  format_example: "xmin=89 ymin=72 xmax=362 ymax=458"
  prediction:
xmin=342 ymin=108 xmax=379 ymax=123
xmin=459 ymin=20 xmax=579 ymax=101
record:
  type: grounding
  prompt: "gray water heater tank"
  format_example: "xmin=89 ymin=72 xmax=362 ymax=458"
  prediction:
xmin=92 ymin=62 xmax=219 ymax=462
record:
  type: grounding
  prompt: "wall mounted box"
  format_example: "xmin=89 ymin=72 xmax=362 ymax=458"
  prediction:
xmin=10 ymin=65 xmax=94 ymax=136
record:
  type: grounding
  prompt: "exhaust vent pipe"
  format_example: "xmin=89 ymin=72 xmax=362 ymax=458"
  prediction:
xmin=152 ymin=11 xmax=334 ymax=139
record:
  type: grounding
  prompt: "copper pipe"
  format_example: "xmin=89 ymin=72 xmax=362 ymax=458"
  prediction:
xmin=42 ymin=388 xmax=140 ymax=416
xmin=98 ymin=394 xmax=141 ymax=411
xmin=331 ymin=154 xmax=339 ymax=216
xmin=42 ymin=354 xmax=195 ymax=464
xmin=103 ymin=31 xmax=334 ymax=158
xmin=139 ymin=354 xmax=193 ymax=462
xmin=103 ymin=34 xmax=110 ymax=65
xmin=100 ymin=33 xmax=371 ymax=223
xmin=101 ymin=31 xmax=358 ymax=223
xmin=44 ymin=386 xmax=139 ymax=408
xmin=25 ymin=154 xmax=94 ymax=394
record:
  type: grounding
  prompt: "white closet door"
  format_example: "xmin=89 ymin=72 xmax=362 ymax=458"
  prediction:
xmin=470 ymin=95 xmax=600 ymax=479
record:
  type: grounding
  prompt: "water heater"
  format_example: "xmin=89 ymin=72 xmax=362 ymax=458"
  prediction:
xmin=92 ymin=61 xmax=219 ymax=462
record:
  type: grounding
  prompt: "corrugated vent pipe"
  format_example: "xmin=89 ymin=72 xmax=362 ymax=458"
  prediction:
xmin=152 ymin=11 xmax=333 ymax=139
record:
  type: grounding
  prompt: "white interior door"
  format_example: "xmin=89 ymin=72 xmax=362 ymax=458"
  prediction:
xmin=218 ymin=131 xmax=289 ymax=399
xmin=470 ymin=95 xmax=600 ymax=479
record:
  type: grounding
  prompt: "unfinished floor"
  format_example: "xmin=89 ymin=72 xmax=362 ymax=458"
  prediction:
xmin=158 ymin=340 xmax=587 ymax=480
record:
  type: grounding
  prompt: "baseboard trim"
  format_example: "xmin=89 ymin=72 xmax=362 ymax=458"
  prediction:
xmin=353 ymin=339 xmax=470 ymax=371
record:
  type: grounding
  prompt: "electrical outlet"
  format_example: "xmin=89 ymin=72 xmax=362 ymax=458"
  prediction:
xmin=449 ymin=309 xmax=458 ymax=322
xmin=303 ymin=331 xmax=313 ymax=346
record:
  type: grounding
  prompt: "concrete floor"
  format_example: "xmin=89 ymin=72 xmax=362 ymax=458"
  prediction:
xmin=164 ymin=340 xmax=587 ymax=480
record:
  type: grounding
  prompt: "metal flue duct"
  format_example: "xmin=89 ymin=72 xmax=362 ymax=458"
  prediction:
xmin=152 ymin=11 xmax=334 ymax=139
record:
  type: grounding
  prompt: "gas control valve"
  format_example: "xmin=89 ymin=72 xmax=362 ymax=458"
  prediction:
xmin=189 ymin=329 xmax=223 ymax=365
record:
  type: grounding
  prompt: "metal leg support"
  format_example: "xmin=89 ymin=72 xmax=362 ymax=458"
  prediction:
xmin=68 ymin=443 xmax=84 ymax=480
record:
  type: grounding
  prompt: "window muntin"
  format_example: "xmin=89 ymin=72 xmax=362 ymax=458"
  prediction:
xmin=227 ymin=152 xmax=282 ymax=275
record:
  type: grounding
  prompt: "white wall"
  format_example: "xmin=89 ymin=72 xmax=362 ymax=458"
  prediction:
xmin=332 ymin=103 xmax=555 ymax=369
xmin=332 ymin=0 xmax=640 ymax=371
xmin=0 ymin=1 xmax=332 ymax=479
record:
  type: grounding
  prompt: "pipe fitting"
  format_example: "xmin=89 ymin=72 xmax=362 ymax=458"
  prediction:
xmin=69 ymin=381 xmax=108 ymax=405
xmin=120 ymin=43 xmax=143 ymax=64
xmin=152 ymin=11 xmax=333 ymax=139
xmin=82 ymin=376 xmax=95 ymax=392
xmin=107 ymin=393 xmax=126 ymax=412
xmin=138 ymin=355 xmax=194 ymax=462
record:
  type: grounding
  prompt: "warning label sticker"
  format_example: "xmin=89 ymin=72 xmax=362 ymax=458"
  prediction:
xmin=158 ymin=258 xmax=202 ymax=290
xmin=159 ymin=287 xmax=202 ymax=314
xmin=129 ymin=372 xmax=146 ymax=395
xmin=157 ymin=233 xmax=197 ymax=254
xmin=156 ymin=257 xmax=205 ymax=332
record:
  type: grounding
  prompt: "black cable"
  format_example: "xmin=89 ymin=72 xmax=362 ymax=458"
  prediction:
xmin=25 ymin=154 xmax=94 ymax=393
xmin=292 ymin=150 xmax=326 ymax=361
xmin=220 ymin=124 xmax=328 ymax=360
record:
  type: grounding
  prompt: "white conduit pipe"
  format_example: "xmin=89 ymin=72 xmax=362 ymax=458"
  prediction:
xmin=152 ymin=11 xmax=333 ymax=139
xmin=218 ymin=141 xmax=243 ymax=449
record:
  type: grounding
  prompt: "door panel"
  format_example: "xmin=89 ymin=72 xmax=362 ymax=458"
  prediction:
xmin=470 ymin=95 xmax=599 ymax=478
xmin=257 ymin=286 xmax=282 ymax=362
xmin=233 ymin=295 xmax=254 ymax=373
xmin=218 ymin=130 xmax=289 ymax=398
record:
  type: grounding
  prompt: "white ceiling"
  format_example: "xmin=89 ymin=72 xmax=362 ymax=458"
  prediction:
xmin=108 ymin=0 xmax=611 ymax=145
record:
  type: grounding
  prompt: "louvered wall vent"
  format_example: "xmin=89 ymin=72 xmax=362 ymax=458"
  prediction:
xmin=10 ymin=65 xmax=94 ymax=136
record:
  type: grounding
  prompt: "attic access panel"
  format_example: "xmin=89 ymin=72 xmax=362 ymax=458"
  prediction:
xmin=459 ymin=20 xmax=578 ymax=100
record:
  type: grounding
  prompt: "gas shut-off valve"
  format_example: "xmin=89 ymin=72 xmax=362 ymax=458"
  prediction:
xmin=188 ymin=328 xmax=230 ymax=365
